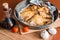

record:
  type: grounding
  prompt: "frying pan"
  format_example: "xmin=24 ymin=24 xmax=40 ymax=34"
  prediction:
xmin=14 ymin=0 xmax=58 ymax=29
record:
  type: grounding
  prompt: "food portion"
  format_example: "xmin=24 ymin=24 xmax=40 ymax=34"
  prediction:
xmin=20 ymin=4 xmax=52 ymax=26
xmin=20 ymin=11 xmax=35 ymax=21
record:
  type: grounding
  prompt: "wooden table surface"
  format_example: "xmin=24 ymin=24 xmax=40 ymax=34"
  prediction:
xmin=0 ymin=0 xmax=60 ymax=40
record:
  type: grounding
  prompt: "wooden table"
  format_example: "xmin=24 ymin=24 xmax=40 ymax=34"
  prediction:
xmin=0 ymin=0 xmax=60 ymax=40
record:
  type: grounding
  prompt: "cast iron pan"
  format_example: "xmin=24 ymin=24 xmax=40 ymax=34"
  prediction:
xmin=14 ymin=0 xmax=58 ymax=29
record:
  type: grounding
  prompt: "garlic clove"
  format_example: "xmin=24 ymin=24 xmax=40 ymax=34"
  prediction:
xmin=48 ymin=27 xmax=57 ymax=35
xmin=40 ymin=30 xmax=50 ymax=40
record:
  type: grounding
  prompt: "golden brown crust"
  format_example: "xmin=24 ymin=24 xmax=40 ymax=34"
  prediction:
xmin=20 ymin=4 xmax=52 ymax=26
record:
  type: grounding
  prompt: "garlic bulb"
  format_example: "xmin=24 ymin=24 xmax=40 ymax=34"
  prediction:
xmin=48 ymin=27 xmax=57 ymax=35
xmin=40 ymin=30 xmax=50 ymax=40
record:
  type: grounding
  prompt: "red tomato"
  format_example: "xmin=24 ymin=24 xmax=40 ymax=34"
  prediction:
xmin=23 ymin=26 xmax=29 ymax=32
xmin=12 ymin=26 xmax=19 ymax=33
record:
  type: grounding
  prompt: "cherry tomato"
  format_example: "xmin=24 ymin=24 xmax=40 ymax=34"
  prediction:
xmin=23 ymin=26 xmax=29 ymax=32
xmin=12 ymin=26 xmax=19 ymax=33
